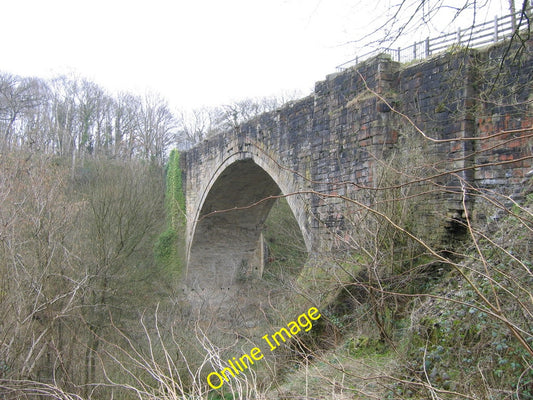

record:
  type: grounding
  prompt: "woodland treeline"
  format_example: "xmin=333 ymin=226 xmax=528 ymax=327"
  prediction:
xmin=0 ymin=70 xmax=296 ymax=399
xmin=0 ymin=71 xmax=293 ymax=164
xmin=1 ymin=152 xmax=171 ymax=395
xmin=1 ymin=3 xmax=532 ymax=393
xmin=0 ymin=72 xmax=184 ymax=397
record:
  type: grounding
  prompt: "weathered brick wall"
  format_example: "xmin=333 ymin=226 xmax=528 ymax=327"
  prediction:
xmin=474 ymin=40 xmax=533 ymax=191
xmin=183 ymin=39 xmax=532 ymax=288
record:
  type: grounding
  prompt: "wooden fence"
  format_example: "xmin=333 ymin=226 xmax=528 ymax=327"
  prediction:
xmin=336 ymin=12 xmax=528 ymax=70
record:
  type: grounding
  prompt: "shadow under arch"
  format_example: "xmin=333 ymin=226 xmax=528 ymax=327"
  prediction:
xmin=185 ymin=147 xmax=311 ymax=290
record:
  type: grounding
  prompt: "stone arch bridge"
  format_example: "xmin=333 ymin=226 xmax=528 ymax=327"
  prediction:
xmin=182 ymin=42 xmax=533 ymax=291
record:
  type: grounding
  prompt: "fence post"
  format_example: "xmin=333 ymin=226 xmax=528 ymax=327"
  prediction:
xmin=457 ymin=27 xmax=462 ymax=45
xmin=425 ymin=37 xmax=430 ymax=57
xmin=493 ymin=15 xmax=499 ymax=42
xmin=413 ymin=41 xmax=417 ymax=59
xmin=397 ymin=47 xmax=401 ymax=62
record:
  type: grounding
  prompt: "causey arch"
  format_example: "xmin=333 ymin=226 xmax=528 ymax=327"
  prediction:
xmin=185 ymin=145 xmax=312 ymax=289
xmin=182 ymin=50 xmax=533 ymax=294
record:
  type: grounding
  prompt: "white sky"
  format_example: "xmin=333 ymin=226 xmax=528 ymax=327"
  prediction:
xmin=1 ymin=0 xmax=510 ymax=110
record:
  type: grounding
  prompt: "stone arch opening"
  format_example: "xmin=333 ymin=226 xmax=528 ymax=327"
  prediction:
xmin=186 ymin=158 xmax=307 ymax=290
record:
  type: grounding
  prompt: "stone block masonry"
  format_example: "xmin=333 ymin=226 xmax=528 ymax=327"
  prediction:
xmin=182 ymin=38 xmax=533 ymax=291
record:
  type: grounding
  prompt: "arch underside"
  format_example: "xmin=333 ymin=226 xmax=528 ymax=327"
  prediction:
xmin=187 ymin=159 xmax=290 ymax=289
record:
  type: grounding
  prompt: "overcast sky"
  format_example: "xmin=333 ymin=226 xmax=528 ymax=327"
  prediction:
xmin=1 ymin=0 xmax=509 ymax=110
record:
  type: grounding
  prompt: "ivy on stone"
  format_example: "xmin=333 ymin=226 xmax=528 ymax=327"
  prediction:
xmin=155 ymin=149 xmax=186 ymax=275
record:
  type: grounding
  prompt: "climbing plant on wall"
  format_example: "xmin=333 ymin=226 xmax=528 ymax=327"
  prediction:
xmin=155 ymin=149 xmax=186 ymax=276
xmin=166 ymin=149 xmax=186 ymax=228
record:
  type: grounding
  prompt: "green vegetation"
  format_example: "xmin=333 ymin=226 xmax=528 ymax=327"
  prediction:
xmin=0 ymin=152 xmax=173 ymax=397
xmin=155 ymin=149 xmax=186 ymax=277
xmin=265 ymin=177 xmax=533 ymax=400
xmin=1 ymin=124 xmax=531 ymax=400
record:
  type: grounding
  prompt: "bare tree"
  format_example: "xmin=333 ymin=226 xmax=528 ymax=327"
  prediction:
xmin=73 ymin=157 xmax=166 ymax=392
xmin=0 ymin=152 xmax=85 ymax=387
xmin=135 ymin=92 xmax=176 ymax=164
xmin=0 ymin=73 xmax=46 ymax=151
xmin=213 ymin=96 xmax=290 ymax=132
xmin=113 ymin=92 xmax=141 ymax=158
xmin=175 ymin=94 xmax=300 ymax=149
xmin=349 ymin=0 xmax=531 ymax=52
xmin=175 ymin=107 xmax=216 ymax=149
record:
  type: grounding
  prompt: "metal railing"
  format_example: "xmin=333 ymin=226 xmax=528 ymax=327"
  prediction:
xmin=336 ymin=12 xmax=528 ymax=70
